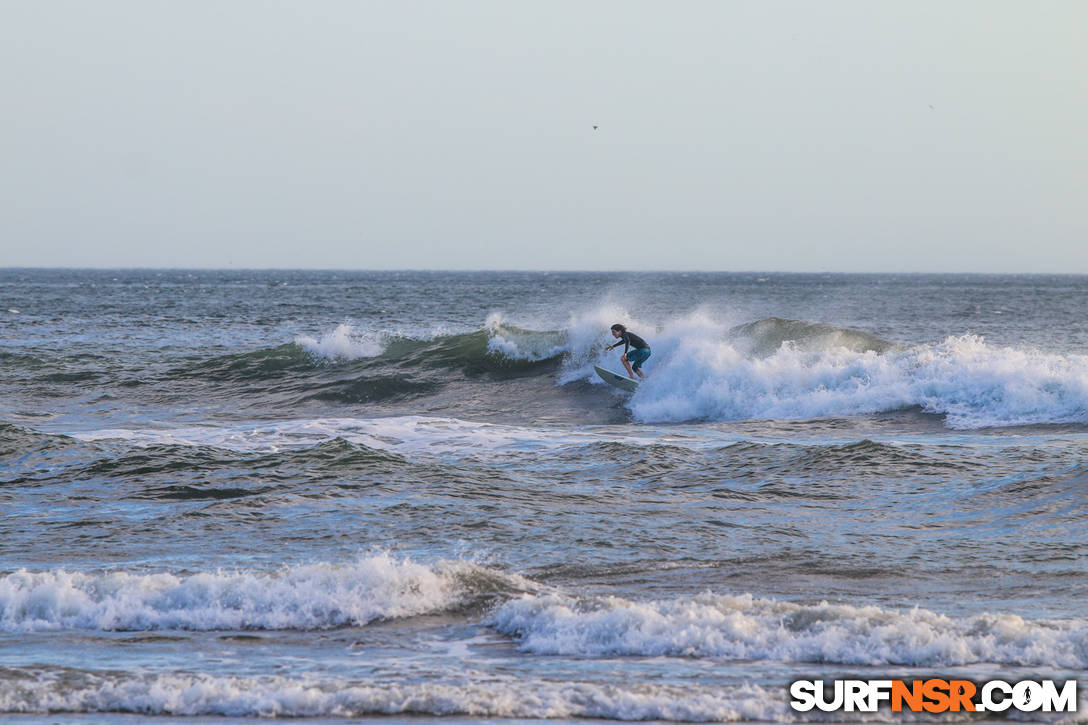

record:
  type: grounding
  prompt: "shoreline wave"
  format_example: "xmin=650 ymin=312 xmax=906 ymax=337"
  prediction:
xmin=490 ymin=591 xmax=1088 ymax=668
xmin=0 ymin=670 xmax=787 ymax=721
xmin=4 ymin=556 xmax=1086 ymax=669
xmin=0 ymin=555 xmax=532 ymax=633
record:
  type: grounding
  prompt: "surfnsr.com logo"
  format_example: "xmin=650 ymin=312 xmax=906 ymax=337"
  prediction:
xmin=790 ymin=679 xmax=1078 ymax=714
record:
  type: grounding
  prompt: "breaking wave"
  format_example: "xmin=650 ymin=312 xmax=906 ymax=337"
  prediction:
xmin=626 ymin=330 xmax=1088 ymax=429
xmin=183 ymin=315 xmax=566 ymax=385
xmin=3 ymin=555 xmax=1087 ymax=666
xmin=0 ymin=670 xmax=786 ymax=721
xmin=489 ymin=591 xmax=1088 ymax=668
xmin=0 ymin=555 xmax=530 ymax=632
xmin=66 ymin=309 xmax=1088 ymax=428
xmin=295 ymin=323 xmax=384 ymax=361
xmin=543 ymin=311 xmax=1088 ymax=429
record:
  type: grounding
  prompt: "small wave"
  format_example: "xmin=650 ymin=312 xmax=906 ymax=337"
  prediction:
xmin=780 ymin=439 xmax=971 ymax=476
xmin=175 ymin=320 xmax=566 ymax=395
xmin=0 ymin=669 xmax=785 ymax=721
xmin=68 ymin=416 xmax=733 ymax=460
xmin=174 ymin=343 xmax=316 ymax=382
xmin=0 ymin=351 xmax=46 ymax=368
xmin=299 ymin=375 xmax=440 ymax=404
xmin=294 ymin=316 xmax=566 ymax=373
xmin=0 ymin=423 xmax=74 ymax=461
xmin=484 ymin=312 xmax=568 ymax=363
xmin=729 ymin=317 xmax=894 ymax=357
xmin=35 ymin=370 xmax=105 ymax=384
xmin=488 ymin=591 xmax=1088 ymax=668
xmin=389 ymin=325 xmax=565 ymax=378
xmin=74 ymin=437 xmax=405 ymax=482
xmin=0 ymin=554 xmax=529 ymax=632
xmin=295 ymin=323 xmax=384 ymax=362
xmin=3 ymin=431 xmax=415 ymax=489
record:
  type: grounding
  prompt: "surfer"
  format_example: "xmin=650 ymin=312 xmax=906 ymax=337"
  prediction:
xmin=606 ymin=324 xmax=651 ymax=380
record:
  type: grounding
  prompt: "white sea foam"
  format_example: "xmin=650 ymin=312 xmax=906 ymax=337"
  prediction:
xmin=488 ymin=592 xmax=1088 ymax=668
xmin=70 ymin=415 xmax=722 ymax=458
xmin=0 ymin=672 xmax=788 ymax=721
xmin=558 ymin=303 xmax=655 ymax=384
xmin=0 ymin=554 xmax=516 ymax=632
xmin=566 ymin=309 xmax=1088 ymax=429
xmin=295 ymin=323 xmax=384 ymax=361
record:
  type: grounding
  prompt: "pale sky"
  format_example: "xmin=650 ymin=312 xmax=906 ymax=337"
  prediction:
xmin=1 ymin=0 xmax=1085 ymax=272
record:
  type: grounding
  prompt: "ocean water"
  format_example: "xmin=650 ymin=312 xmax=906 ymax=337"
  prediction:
xmin=1 ymin=269 xmax=1086 ymax=723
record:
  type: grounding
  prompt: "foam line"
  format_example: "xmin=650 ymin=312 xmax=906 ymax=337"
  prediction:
xmin=0 ymin=671 xmax=787 ymax=721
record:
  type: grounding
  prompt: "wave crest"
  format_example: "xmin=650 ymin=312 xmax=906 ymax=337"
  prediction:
xmin=295 ymin=323 xmax=384 ymax=362
xmin=0 ymin=555 xmax=528 ymax=632
xmin=729 ymin=317 xmax=894 ymax=357
xmin=489 ymin=591 xmax=1088 ymax=667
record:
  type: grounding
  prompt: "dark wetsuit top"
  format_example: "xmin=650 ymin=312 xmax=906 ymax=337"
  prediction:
xmin=615 ymin=331 xmax=649 ymax=353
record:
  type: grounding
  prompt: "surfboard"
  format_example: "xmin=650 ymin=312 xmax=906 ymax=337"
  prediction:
xmin=594 ymin=365 xmax=639 ymax=392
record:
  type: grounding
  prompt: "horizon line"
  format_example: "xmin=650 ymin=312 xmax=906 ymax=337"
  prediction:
xmin=3 ymin=266 xmax=1086 ymax=277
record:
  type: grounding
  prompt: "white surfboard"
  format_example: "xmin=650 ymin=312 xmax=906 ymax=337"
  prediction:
xmin=594 ymin=365 xmax=639 ymax=392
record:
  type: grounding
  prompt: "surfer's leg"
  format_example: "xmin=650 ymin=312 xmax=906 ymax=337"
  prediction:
xmin=621 ymin=354 xmax=635 ymax=379
xmin=630 ymin=348 xmax=649 ymax=379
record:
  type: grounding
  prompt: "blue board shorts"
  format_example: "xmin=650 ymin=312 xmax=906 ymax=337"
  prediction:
xmin=626 ymin=347 xmax=651 ymax=370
